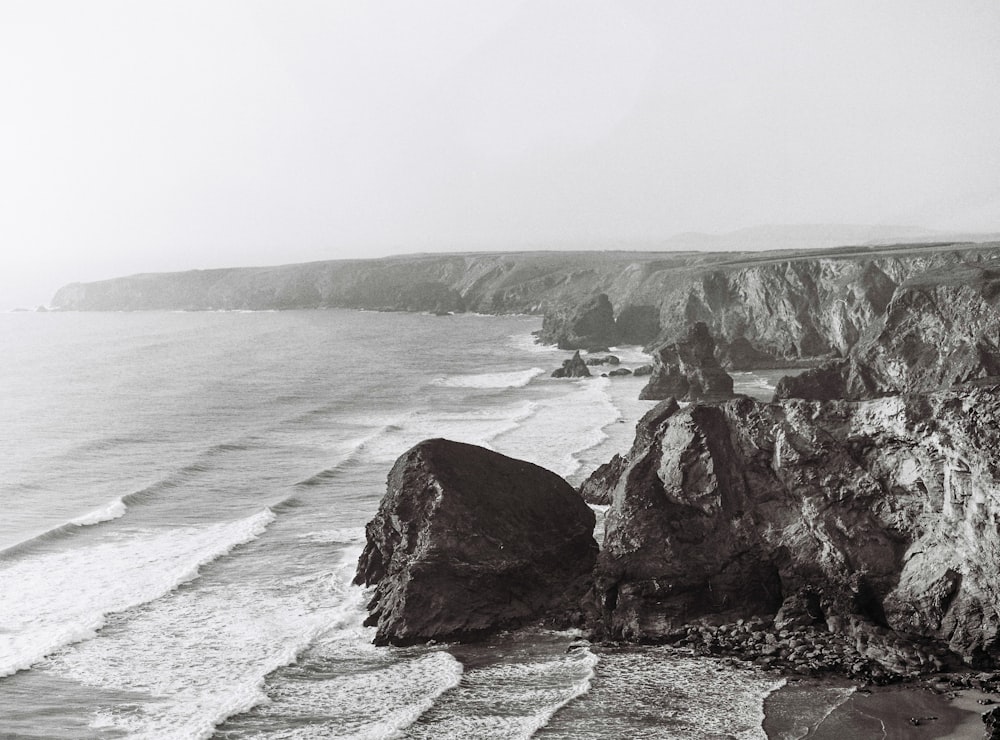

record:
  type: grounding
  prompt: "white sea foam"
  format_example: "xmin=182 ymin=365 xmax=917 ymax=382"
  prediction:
xmin=431 ymin=367 xmax=545 ymax=389
xmin=493 ymin=376 xmax=620 ymax=480
xmin=406 ymin=642 xmax=599 ymax=739
xmin=68 ymin=497 xmax=128 ymax=526
xmin=229 ymin=650 xmax=464 ymax=740
xmin=65 ymin=541 xmax=368 ymax=740
xmin=0 ymin=508 xmax=275 ymax=678
xmin=540 ymin=647 xmax=785 ymax=739
xmin=357 ymin=400 xmax=539 ymax=465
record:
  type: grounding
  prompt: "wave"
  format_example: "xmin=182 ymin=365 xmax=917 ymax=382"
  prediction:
xmin=0 ymin=508 xmax=277 ymax=678
xmin=431 ymin=367 xmax=545 ymax=389
xmin=491 ymin=376 xmax=620 ymax=481
xmin=68 ymin=497 xmax=128 ymax=526
xmin=404 ymin=637 xmax=598 ymax=739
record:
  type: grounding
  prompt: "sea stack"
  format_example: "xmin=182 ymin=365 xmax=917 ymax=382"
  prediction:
xmin=639 ymin=322 xmax=734 ymax=401
xmin=355 ymin=438 xmax=598 ymax=646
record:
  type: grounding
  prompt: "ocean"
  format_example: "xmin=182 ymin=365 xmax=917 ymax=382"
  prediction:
xmin=1 ymin=308 xmax=793 ymax=739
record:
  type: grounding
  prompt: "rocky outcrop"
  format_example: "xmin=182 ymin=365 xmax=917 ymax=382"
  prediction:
xmin=776 ymin=262 xmax=1000 ymax=400
xmin=717 ymin=336 xmax=783 ymax=371
xmin=355 ymin=438 xmax=597 ymax=646
xmin=578 ymin=398 xmax=680 ymax=505
xmin=633 ymin=364 xmax=653 ymax=377
xmin=774 ymin=362 xmax=848 ymax=401
xmin=585 ymin=355 xmax=620 ymax=366
xmin=614 ymin=304 xmax=661 ymax=345
xmin=587 ymin=388 xmax=1000 ymax=671
xmin=551 ymin=351 xmax=591 ymax=378
xmin=608 ymin=368 xmax=632 ymax=377
xmin=536 ymin=293 xmax=617 ymax=350
xmin=638 ymin=323 xmax=734 ymax=401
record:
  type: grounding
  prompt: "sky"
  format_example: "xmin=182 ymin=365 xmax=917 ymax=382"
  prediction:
xmin=1 ymin=1 xmax=999 ymax=308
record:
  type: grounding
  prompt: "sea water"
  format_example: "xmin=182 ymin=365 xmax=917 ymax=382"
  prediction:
xmin=1 ymin=309 xmax=787 ymax=739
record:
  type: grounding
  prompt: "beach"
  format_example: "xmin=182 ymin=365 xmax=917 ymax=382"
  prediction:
xmin=764 ymin=678 xmax=997 ymax=739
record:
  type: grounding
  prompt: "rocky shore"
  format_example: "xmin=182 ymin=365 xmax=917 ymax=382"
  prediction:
xmin=347 ymin=247 xmax=1000 ymax=737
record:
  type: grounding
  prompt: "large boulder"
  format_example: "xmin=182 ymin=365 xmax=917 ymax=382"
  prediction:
xmin=552 ymin=351 xmax=591 ymax=378
xmin=638 ymin=322 xmax=735 ymax=401
xmin=590 ymin=388 xmax=1000 ymax=670
xmin=537 ymin=293 xmax=618 ymax=350
xmin=355 ymin=439 xmax=598 ymax=646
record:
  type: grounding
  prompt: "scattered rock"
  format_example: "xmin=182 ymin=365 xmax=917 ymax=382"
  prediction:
xmin=608 ymin=368 xmax=632 ymax=377
xmin=585 ymin=355 xmax=620 ymax=366
xmin=355 ymin=439 xmax=598 ymax=646
xmin=633 ymin=364 xmax=653 ymax=377
xmin=552 ymin=351 xmax=592 ymax=378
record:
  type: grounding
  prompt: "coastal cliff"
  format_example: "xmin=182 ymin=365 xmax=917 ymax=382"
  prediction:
xmin=776 ymin=261 xmax=1000 ymax=400
xmin=51 ymin=242 xmax=1000 ymax=363
xmin=584 ymin=387 xmax=1000 ymax=673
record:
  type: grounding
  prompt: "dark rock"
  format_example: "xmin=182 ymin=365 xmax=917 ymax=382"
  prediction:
xmin=633 ymin=364 xmax=654 ymax=377
xmin=585 ymin=355 xmax=620 ymax=366
xmin=774 ymin=589 xmax=825 ymax=630
xmin=578 ymin=398 xmax=681 ymax=506
xmin=717 ymin=336 xmax=779 ymax=371
xmin=774 ymin=361 xmax=848 ymax=401
xmin=538 ymin=293 xmax=618 ymax=351
xmin=986 ymin=707 xmax=1000 ymax=740
xmin=552 ymin=351 xmax=592 ymax=378
xmin=355 ymin=439 xmax=598 ymax=646
xmin=592 ymin=388 xmax=1000 ymax=671
xmin=639 ymin=323 xmax=735 ymax=401
xmin=608 ymin=368 xmax=632 ymax=377
xmin=615 ymin=304 xmax=661 ymax=345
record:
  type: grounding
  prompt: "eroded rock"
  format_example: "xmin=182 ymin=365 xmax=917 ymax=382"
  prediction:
xmin=356 ymin=439 xmax=598 ymax=646
xmin=638 ymin=322 xmax=735 ymax=401
xmin=590 ymin=388 xmax=1000 ymax=671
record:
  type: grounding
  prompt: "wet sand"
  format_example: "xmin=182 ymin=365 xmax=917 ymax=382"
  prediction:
xmin=763 ymin=679 xmax=996 ymax=739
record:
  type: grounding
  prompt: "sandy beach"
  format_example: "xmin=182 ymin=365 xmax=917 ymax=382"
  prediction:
xmin=763 ymin=678 xmax=997 ymax=739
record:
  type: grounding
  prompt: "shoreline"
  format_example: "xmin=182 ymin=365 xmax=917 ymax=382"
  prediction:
xmin=763 ymin=678 xmax=996 ymax=739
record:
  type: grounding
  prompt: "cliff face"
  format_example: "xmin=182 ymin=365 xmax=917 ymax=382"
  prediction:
xmin=776 ymin=261 xmax=1000 ymax=400
xmin=52 ymin=243 xmax=1000 ymax=361
xmin=586 ymin=389 xmax=1000 ymax=669
xmin=355 ymin=438 xmax=597 ymax=646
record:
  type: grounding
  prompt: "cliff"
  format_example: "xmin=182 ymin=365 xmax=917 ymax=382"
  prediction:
xmin=51 ymin=241 xmax=1000 ymax=361
xmin=776 ymin=261 xmax=1000 ymax=400
xmin=584 ymin=387 xmax=1000 ymax=672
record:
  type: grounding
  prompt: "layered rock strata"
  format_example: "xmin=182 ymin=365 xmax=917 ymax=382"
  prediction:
xmin=638 ymin=322 xmax=734 ymax=401
xmin=776 ymin=261 xmax=1000 ymax=400
xmin=355 ymin=438 xmax=597 ymax=646
xmin=585 ymin=387 xmax=1000 ymax=672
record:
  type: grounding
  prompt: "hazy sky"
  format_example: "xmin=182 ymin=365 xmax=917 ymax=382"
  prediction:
xmin=2 ymin=1 xmax=999 ymax=307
